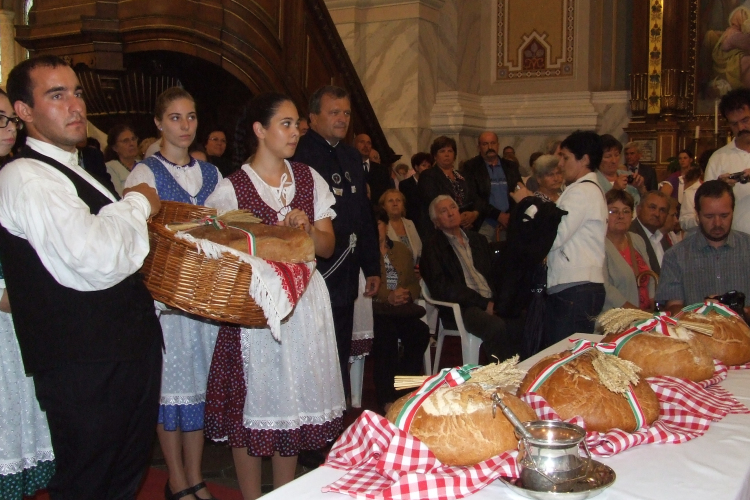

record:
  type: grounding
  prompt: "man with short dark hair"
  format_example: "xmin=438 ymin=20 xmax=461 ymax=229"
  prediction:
xmin=656 ymin=180 xmax=750 ymax=317
xmin=704 ymin=87 xmax=750 ymax=235
xmin=355 ymin=132 xmax=392 ymax=205
xmin=460 ymin=131 xmax=522 ymax=242
xmin=0 ymin=55 xmax=163 ymax=498
xmin=421 ymin=195 xmax=521 ymax=361
xmin=291 ymin=85 xmax=380 ymax=403
xmin=629 ymin=190 xmax=671 ymax=274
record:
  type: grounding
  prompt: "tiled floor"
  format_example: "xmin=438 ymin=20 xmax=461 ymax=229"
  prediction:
xmin=151 ymin=336 xmax=467 ymax=496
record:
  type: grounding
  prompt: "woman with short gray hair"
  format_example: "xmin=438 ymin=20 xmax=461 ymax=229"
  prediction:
xmin=532 ymin=154 xmax=564 ymax=203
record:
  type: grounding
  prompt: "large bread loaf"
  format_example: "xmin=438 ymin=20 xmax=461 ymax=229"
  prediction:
xmin=678 ymin=310 xmax=750 ymax=366
xmin=601 ymin=331 xmax=715 ymax=381
xmin=518 ymin=351 xmax=660 ymax=433
xmin=185 ymin=221 xmax=314 ymax=263
xmin=385 ymin=384 xmax=536 ymax=466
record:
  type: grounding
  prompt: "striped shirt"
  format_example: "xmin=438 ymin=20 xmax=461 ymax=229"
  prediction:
xmin=656 ymin=230 xmax=750 ymax=305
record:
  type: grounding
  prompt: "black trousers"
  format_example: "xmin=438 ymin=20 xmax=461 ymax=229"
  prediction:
xmin=372 ymin=314 xmax=431 ymax=407
xmin=33 ymin=335 xmax=162 ymax=500
xmin=332 ymin=304 xmax=355 ymax=400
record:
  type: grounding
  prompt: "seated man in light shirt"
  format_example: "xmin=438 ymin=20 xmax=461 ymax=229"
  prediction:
xmin=420 ymin=195 xmax=523 ymax=361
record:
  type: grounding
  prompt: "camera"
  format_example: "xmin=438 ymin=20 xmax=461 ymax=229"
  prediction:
xmin=714 ymin=290 xmax=746 ymax=320
xmin=627 ymin=174 xmax=635 ymax=184
xmin=728 ymin=172 xmax=750 ymax=184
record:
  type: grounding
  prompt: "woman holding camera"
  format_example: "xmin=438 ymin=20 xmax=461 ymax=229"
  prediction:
xmin=595 ymin=134 xmax=645 ymax=206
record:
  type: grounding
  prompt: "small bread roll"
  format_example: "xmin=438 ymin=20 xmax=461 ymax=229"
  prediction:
xmin=518 ymin=351 xmax=660 ymax=433
xmin=678 ymin=311 xmax=750 ymax=366
xmin=386 ymin=384 xmax=536 ymax=466
xmin=602 ymin=331 xmax=715 ymax=381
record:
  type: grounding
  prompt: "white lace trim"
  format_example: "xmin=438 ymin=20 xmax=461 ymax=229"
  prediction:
xmin=315 ymin=208 xmax=336 ymax=221
xmin=348 ymin=353 xmax=370 ymax=362
xmin=351 ymin=330 xmax=374 ymax=341
xmin=160 ymin=393 xmax=206 ymax=406
xmin=0 ymin=450 xmax=55 ymax=475
xmin=242 ymin=409 xmax=344 ymax=431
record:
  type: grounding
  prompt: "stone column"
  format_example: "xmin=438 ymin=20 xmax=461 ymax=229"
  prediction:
xmin=0 ymin=10 xmax=16 ymax=87
xmin=326 ymin=0 xmax=444 ymax=159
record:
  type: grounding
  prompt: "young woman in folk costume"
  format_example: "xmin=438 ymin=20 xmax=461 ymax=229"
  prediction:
xmin=0 ymin=89 xmax=56 ymax=499
xmin=204 ymin=92 xmax=344 ymax=500
xmin=124 ymin=87 xmax=222 ymax=500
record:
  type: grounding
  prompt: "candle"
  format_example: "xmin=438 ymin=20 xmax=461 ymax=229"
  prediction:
xmin=715 ymin=99 xmax=719 ymax=134
xmin=695 ymin=125 xmax=700 ymax=140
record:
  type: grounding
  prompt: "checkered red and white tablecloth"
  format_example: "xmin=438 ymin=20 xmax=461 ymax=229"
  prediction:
xmin=322 ymin=361 xmax=749 ymax=499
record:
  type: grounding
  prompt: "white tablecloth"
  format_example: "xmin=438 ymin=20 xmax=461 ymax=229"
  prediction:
xmin=263 ymin=334 xmax=750 ymax=500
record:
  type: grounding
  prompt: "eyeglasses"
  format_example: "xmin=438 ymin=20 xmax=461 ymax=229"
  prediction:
xmin=117 ymin=136 xmax=138 ymax=144
xmin=208 ymin=136 xmax=227 ymax=143
xmin=0 ymin=115 xmax=23 ymax=129
xmin=608 ymin=208 xmax=632 ymax=217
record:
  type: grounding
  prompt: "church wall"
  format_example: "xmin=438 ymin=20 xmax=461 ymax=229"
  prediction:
xmin=325 ymin=0 xmax=631 ymax=170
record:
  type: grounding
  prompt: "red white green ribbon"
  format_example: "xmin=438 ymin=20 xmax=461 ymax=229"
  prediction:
xmin=394 ymin=365 xmax=477 ymax=432
xmin=199 ymin=215 xmax=227 ymax=230
xmin=606 ymin=312 xmax=678 ymax=355
xmin=526 ymin=339 xmax=648 ymax=431
xmin=227 ymin=225 xmax=256 ymax=256
xmin=682 ymin=301 xmax=741 ymax=319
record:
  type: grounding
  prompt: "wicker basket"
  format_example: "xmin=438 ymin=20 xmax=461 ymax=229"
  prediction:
xmin=140 ymin=201 xmax=268 ymax=326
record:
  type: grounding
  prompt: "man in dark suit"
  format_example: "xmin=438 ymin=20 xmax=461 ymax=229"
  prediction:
xmin=624 ymin=141 xmax=658 ymax=191
xmin=460 ymin=131 xmax=522 ymax=241
xmin=355 ymin=133 xmax=392 ymax=205
xmin=291 ymin=86 xmax=380 ymax=402
xmin=629 ymin=190 xmax=672 ymax=274
xmin=399 ymin=152 xmax=433 ymax=240
xmin=420 ymin=195 xmax=521 ymax=361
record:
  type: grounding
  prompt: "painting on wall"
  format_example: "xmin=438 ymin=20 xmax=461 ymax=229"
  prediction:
xmin=695 ymin=0 xmax=750 ymax=114
xmin=496 ymin=0 xmax=574 ymax=80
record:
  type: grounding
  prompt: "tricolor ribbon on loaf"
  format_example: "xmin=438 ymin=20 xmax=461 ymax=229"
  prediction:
xmin=525 ymin=339 xmax=649 ymax=430
xmin=394 ymin=365 xmax=476 ymax=432
xmin=682 ymin=300 xmax=742 ymax=318
xmin=606 ymin=312 xmax=679 ymax=355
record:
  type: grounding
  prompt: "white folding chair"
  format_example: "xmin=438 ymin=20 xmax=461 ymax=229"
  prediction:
xmin=420 ymin=280 xmax=483 ymax=374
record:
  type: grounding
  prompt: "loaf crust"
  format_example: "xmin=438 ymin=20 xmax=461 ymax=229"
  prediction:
xmin=518 ymin=351 xmax=660 ymax=433
xmin=186 ymin=222 xmax=315 ymax=263
xmin=602 ymin=332 xmax=715 ymax=381
xmin=678 ymin=311 xmax=750 ymax=366
xmin=385 ymin=384 xmax=537 ymax=466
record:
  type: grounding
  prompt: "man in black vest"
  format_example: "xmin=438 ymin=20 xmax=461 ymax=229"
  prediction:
xmin=291 ymin=86 xmax=380 ymax=404
xmin=0 ymin=56 xmax=163 ymax=499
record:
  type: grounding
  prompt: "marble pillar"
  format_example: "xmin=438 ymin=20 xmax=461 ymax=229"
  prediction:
xmin=0 ymin=10 xmax=16 ymax=86
xmin=327 ymin=0 xmax=443 ymax=160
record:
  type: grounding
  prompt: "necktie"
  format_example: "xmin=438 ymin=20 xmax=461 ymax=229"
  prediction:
xmin=363 ymin=161 xmax=369 ymax=172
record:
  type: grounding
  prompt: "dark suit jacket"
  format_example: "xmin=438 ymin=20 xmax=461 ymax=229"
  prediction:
xmin=291 ymin=129 xmax=380 ymax=306
xmin=421 ymin=228 xmax=496 ymax=314
xmin=399 ymin=175 xmax=430 ymax=241
xmin=634 ymin=163 xmax=658 ymax=191
xmin=629 ymin=218 xmax=672 ymax=275
xmin=417 ymin=165 xmax=479 ymax=231
xmin=366 ymin=160 xmax=393 ymax=206
xmin=460 ymin=155 xmax=522 ymax=226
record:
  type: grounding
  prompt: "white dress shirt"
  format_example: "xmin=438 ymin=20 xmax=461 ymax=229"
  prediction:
xmin=0 ymin=137 xmax=152 ymax=291
xmin=637 ymin=219 xmax=665 ymax=266
xmin=705 ymin=140 xmax=750 ymax=234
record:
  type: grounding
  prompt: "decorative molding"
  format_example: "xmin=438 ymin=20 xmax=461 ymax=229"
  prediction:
xmin=646 ymin=0 xmax=663 ymax=114
xmin=590 ymin=90 xmax=630 ymax=105
xmin=496 ymin=0 xmax=574 ymax=80
xmin=325 ymin=0 xmax=443 ymax=24
xmin=430 ymin=90 xmax=600 ymax=135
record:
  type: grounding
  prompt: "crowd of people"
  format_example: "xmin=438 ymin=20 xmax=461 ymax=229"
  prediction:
xmin=0 ymin=55 xmax=749 ymax=500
